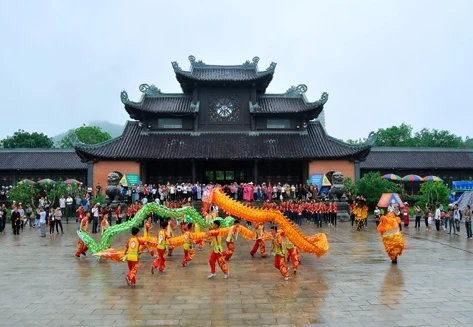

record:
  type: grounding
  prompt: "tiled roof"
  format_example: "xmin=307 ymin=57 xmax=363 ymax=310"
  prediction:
xmin=75 ymin=121 xmax=371 ymax=161
xmin=176 ymin=66 xmax=274 ymax=82
xmin=254 ymin=92 xmax=328 ymax=115
xmin=361 ymin=148 xmax=473 ymax=169
xmin=172 ymin=56 xmax=276 ymax=92
xmin=125 ymin=95 xmax=194 ymax=116
xmin=0 ymin=149 xmax=86 ymax=170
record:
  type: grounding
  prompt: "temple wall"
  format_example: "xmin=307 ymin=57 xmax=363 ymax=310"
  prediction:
xmin=308 ymin=160 xmax=355 ymax=180
xmin=93 ymin=161 xmax=140 ymax=191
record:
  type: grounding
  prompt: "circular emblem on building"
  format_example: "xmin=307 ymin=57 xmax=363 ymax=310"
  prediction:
xmin=215 ymin=98 xmax=233 ymax=117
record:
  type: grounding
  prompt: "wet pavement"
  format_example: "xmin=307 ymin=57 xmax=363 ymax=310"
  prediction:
xmin=1 ymin=219 xmax=473 ymax=327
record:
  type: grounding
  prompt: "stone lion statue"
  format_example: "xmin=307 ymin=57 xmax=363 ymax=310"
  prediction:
xmin=328 ymin=171 xmax=347 ymax=202
xmin=106 ymin=172 xmax=123 ymax=202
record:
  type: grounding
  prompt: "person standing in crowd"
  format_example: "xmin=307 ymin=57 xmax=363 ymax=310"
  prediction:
xmin=12 ymin=206 xmax=20 ymax=235
xmin=374 ymin=206 xmax=381 ymax=226
xmin=54 ymin=206 xmax=64 ymax=234
xmin=49 ymin=207 xmax=55 ymax=235
xmin=464 ymin=205 xmax=472 ymax=239
xmin=0 ymin=205 xmax=3 ymax=234
xmin=91 ymin=203 xmax=100 ymax=233
xmin=76 ymin=204 xmax=85 ymax=230
xmin=434 ymin=204 xmax=442 ymax=232
xmin=59 ymin=195 xmax=66 ymax=219
xmin=39 ymin=207 xmax=47 ymax=237
xmin=66 ymin=195 xmax=73 ymax=224
xmin=414 ymin=204 xmax=422 ymax=228
xmin=447 ymin=204 xmax=455 ymax=234
xmin=18 ymin=204 xmax=25 ymax=230
xmin=424 ymin=205 xmax=431 ymax=230
xmin=453 ymin=204 xmax=461 ymax=236
xmin=25 ymin=204 xmax=33 ymax=227
xmin=0 ymin=204 xmax=6 ymax=233
xmin=105 ymin=204 xmax=113 ymax=227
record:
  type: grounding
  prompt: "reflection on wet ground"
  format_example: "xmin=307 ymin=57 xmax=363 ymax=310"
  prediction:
xmin=1 ymin=220 xmax=473 ymax=326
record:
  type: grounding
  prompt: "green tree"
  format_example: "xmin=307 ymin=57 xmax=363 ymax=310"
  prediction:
xmin=343 ymin=177 xmax=356 ymax=201
xmin=1 ymin=130 xmax=53 ymax=148
xmin=8 ymin=183 xmax=40 ymax=207
xmin=416 ymin=181 xmax=449 ymax=209
xmin=463 ymin=136 xmax=473 ymax=148
xmin=355 ymin=172 xmax=401 ymax=208
xmin=413 ymin=128 xmax=463 ymax=147
xmin=375 ymin=123 xmax=414 ymax=147
xmin=59 ymin=125 xmax=112 ymax=148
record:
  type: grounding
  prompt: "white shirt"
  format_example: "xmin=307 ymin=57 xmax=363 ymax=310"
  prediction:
xmin=39 ymin=211 xmax=47 ymax=224
xmin=435 ymin=208 xmax=442 ymax=220
xmin=59 ymin=198 xmax=66 ymax=208
xmin=66 ymin=197 xmax=73 ymax=205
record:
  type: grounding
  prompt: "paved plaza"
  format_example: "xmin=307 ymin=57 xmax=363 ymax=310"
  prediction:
xmin=1 ymin=219 xmax=473 ymax=327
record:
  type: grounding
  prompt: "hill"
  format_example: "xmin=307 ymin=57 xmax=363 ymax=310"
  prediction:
xmin=52 ymin=120 xmax=125 ymax=146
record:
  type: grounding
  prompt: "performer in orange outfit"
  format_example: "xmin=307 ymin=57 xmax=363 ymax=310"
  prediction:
xmin=377 ymin=212 xmax=405 ymax=264
xmin=181 ymin=223 xmax=194 ymax=267
xmin=75 ymin=211 xmax=90 ymax=257
xmin=207 ymin=220 xmax=229 ymax=279
xmin=151 ymin=220 xmax=172 ymax=274
xmin=250 ymin=222 xmax=266 ymax=258
xmin=280 ymin=230 xmax=300 ymax=274
xmin=223 ymin=219 xmax=240 ymax=261
xmin=194 ymin=222 xmax=204 ymax=251
xmin=124 ymin=227 xmax=146 ymax=286
xmin=143 ymin=216 xmax=153 ymax=256
xmin=270 ymin=226 xmax=290 ymax=281
xmin=166 ymin=217 xmax=177 ymax=256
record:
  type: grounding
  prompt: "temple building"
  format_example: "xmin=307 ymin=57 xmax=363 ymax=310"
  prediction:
xmin=74 ymin=56 xmax=373 ymax=187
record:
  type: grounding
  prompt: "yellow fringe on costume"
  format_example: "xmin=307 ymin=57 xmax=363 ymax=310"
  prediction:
xmin=377 ymin=213 xmax=405 ymax=261
xmin=381 ymin=232 xmax=405 ymax=261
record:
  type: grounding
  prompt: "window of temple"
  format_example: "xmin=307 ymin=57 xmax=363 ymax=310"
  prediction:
xmin=158 ymin=118 xmax=183 ymax=129
xmin=267 ymin=119 xmax=290 ymax=129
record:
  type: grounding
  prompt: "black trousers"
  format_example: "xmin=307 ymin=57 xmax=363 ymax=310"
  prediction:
xmin=415 ymin=216 xmax=421 ymax=228
xmin=50 ymin=220 xmax=55 ymax=234
xmin=13 ymin=221 xmax=20 ymax=234
xmin=55 ymin=220 xmax=63 ymax=233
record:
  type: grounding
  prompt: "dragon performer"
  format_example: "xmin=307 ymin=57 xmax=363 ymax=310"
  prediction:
xmin=85 ymin=187 xmax=329 ymax=264
xmin=377 ymin=212 xmax=405 ymax=264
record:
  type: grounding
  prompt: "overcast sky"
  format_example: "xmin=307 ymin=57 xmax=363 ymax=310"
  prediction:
xmin=1 ymin=0 xmax=472 ymax=142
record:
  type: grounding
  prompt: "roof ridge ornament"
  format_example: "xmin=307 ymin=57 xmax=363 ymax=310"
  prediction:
xmin=364 ymin=131 xmax=377 ymax=146
xmin=171 ymin=61 xmax=182 ymax=71
xmin=316 ymin=92 xmax=329 ymax=105
xmin=242 ymin=57 xmax=260 ymax=66
xmin=188 ymin=55 xmax=206 ymax=67
xmin=120 ymin=91 xmax=129 ymax=104
xmin=139 ymin=84 xmax=161 ymax=96
xmin=285 ymin=84 xmax=308 ymax=97
xmin=266 ymin=62 xmax=277 ymax=71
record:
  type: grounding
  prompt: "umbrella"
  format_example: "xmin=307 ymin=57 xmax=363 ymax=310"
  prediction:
xmin=402 ymin=174 xmax=422 ymax=182
xmin=423 ymin=175 xmax=443 ymax=182
xmin=38 ymin=178 xmax=56 ymax=186
xmin=18 ymin=179 xmax=36 ymax=186
xmin=381 ymin=174 xmax=401 ymax=181
xmin=64 ymin=179 xmax=82 ymax=185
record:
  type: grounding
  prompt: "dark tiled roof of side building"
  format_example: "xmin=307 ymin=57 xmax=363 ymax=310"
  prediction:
xmin=0 ymin=148 xmax=87 ymax=170
xmin=75 ymin=121 xmax=371 ymax=161
xmin=361 ymin=147 xmax=473 ymax=169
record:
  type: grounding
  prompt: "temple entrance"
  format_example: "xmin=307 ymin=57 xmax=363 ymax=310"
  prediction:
xmin=197 ymin=161 xmax=251 ymax=184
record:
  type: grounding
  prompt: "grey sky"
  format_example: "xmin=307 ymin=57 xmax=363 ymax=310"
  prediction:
xmin=1 ymin=0 xmax=472 ymax=143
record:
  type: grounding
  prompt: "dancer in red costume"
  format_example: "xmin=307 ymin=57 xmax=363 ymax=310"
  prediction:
xmin=75 ymin=211 xmax=90 ymax=257
xmin=124 ymin=227 xmax=146 ymax=286
xmin=181 ymin=223 xmax=195 ymax=267
xmin=223 ymin=219 xmax=240 ymax=261
xmin=166 ymin=217 xmax=177 ymax=256
xmin=151 ymin=220 xmax=172 ymax=274
xmin=270 ymin=226 xmax=290 ymax=280
xmin=280 ymin=230 xmax=300 ymax=274
xmin=250 ymin=222 xmax=266 ymax=258
xmin=207 ymin=220 xmax=229 ymax=279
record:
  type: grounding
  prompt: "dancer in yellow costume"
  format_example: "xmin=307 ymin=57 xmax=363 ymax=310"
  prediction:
xmin=377 ymin=212 xmax=404 ymax=264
